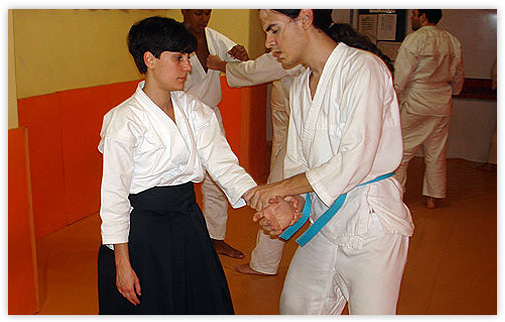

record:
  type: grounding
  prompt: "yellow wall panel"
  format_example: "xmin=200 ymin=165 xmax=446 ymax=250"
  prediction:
xmin=166 ymin=9 xmax=250 ymax=47
xmin=12 ymin=9 xmax=262 ymax=100
xmin=12 ymin=9 xmax=167 ymax=99
xmin=167 ymin=9 xmax=265 ymax=58
xmin=248 ymin=9 xmax=267 ymax=59
xmin=9 ymin=10 xmax=18 ymax=129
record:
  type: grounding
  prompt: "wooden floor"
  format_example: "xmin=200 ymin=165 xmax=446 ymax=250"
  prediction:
xmin=34 ymin=157 xmax=497 ymax=315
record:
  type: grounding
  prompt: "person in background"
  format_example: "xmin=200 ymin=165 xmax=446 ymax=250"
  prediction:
xmin=393 ymin=9 xmax=465 ymax=209
xmin=181 ymin=9 xmax=250 ymax=258
xmin=97 ymin=16 xmax=257 ymax=314
xmin=207 ymin=51 xmax=302 ymax=275
xmin=244 ymin=9 xmax=414 ymax=314
xmin=207 ymin=22 xmax=396 ymax=276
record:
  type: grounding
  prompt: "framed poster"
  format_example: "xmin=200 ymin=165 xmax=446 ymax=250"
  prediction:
xmin=377 ymin=13 xmax=397 ymax=41
xmin=358 ymin=14 xmax=378 ymax=41
xmin=357 ymin=9 xmax=406 ymax=43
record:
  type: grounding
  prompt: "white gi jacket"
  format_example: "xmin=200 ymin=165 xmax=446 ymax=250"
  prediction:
xmin=224 ymin=52 xmax=304 ymax=181
xmin=285 ymin=43 xmax=414 ymax=248
xmin=184 ymin=27 xmax=239 ymax=109
xmin=224 ymin=52 xmax=304 ymax=89
xmin=394 ymin=25 xmax=464 ymax=117
xmin=98 ymin=81 xmax=256 ymax=245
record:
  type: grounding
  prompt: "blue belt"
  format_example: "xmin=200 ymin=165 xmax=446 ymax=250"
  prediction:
xmin=279 ymin=172 xmax=395 ymax=246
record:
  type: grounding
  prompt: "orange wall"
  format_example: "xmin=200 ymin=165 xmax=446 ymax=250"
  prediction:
xmin=8 ymin=128 xmax=39 ymax=314
xmin=8 ymin=9 xmax=267 ymax=314
xmin=10 ymin=7 xmax=267 ymax=249
xmin=10 ymin=9 xmax=265 ymax=119
xmin=17 ymin=81 xmax=139 ymax=238
xmin=17 ymin=78 xmax=267 ymax=239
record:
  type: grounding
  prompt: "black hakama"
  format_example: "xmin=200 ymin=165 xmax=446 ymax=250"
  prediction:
xmin=97 ymin=182 xmax=234 ymax=314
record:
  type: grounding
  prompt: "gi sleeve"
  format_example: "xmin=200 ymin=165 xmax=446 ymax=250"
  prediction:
xmin=191 ymin=101 xmax=257 ymax=207
xmin=394 ymin=36 xmax=419 ymax=103
xmin=98 ymin=111 xmax=138 ymax=245
xmin=306 ymin=56 xmax=388 ymax=207
xmin=225 ymin=53 xmax=290 ymax=87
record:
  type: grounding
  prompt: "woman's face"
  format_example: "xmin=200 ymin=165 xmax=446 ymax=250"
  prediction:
xmin=149 ymin=51 xmax=192 ymax=91
xmin=259 ymin=10 xmax=306 ymax=69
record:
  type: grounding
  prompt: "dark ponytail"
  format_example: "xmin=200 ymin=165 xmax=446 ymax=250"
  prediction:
xmin=327 ymin=23 xmax=395 ymax=73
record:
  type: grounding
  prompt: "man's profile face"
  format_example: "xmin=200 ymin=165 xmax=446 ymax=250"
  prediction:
xmin=260 ymin=9 xmax=305 ymax=70
xmin=182 ymin=9 xmax=212 ymax=35
xmin=410 ymin=9 xmax=422 ymax=31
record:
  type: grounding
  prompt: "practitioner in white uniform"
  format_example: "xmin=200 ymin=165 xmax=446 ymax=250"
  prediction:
xmin=207 ymin=52 xmax=302 ymax=275
xmin=208 ymin=23 xmax=397 ymax=276
xmin=97 ymin=17 xmax=257 ymax=314
xmin=181 ymin=9 xmax=250 ymax=258
xmin=244 ymin=10 xmax=414 ymax=315
xmin=394 ymin=9 xmax=464 ymax=209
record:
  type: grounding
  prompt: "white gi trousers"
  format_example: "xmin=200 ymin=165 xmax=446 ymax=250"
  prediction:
xmin=201 ymin=107 xmax=229 ymax=240
xmin=250 ymin=80 xmax=288 ymax=274
xmin=280 ymin=214 xmax=409 ymax=315
xmin=395 ymin=109 xmax=451 ymax=199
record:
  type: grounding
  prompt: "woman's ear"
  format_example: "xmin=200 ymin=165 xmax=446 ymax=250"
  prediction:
xmin=144 ymin=51 xmax=155 ymax=69
xmin=298 ymin=9 xmax=314 ymax=30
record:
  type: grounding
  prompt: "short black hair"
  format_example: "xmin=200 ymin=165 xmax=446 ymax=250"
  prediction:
xmin=418 ymin=9 xmax=443 ymax=24
xmin=127 ymin=16 xmax=196 ymax=74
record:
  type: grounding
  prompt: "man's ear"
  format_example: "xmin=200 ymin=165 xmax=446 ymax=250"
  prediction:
xmin=298 ymin=9 xmax=314 ymax=30
xmin=144 ymin=52 xmax=155 ymax=70
xmin=419 ymin=12 xmax=428 ymax=24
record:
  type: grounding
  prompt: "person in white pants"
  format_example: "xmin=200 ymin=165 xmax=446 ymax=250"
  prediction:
xmin=244 ymin=9 xmax=414 ymax=315
xmin=208 ymin=22 xmax=398 ymax=276
xmin=181 ymin=9 xmax=250 ymax=258
xmin=207 ymin=52 xmax=302 ymax=274
xmin=393 ymin=9 xmax=465 ymax=209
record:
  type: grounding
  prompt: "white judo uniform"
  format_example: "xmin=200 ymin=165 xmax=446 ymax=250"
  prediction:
xmin=278 ymin=43 xmax=414 ymax=315
xmin=394 ymin=25 xmax=464 ymax=198
xmin=225 ymin=52 xmax=304 ymax=274
xmin=184 ymin=27 xmax=241 ymax=240
xmin=98 ymin=81 xmax=256 ymax=245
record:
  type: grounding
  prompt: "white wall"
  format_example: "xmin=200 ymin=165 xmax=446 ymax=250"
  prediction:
xmin=426 ymin=9 xmax=497 ymax=79
xmin=447 ymin=99 xmax=497 ymax=162
xmin=403 ymin=9 xmax=497 ymax=162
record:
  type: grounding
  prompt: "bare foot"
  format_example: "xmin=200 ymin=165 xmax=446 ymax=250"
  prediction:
xmin=235 ymin=263 xmax=276 ymax=276
xmin=212 ymin=239 xmax=244 ymax=259
xmin=423 ymin=196 xmax=437 ymax=209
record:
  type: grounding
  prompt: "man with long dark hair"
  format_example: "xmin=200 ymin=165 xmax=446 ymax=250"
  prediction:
xmin=244 ymin=9 xmax=414 ymax=315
